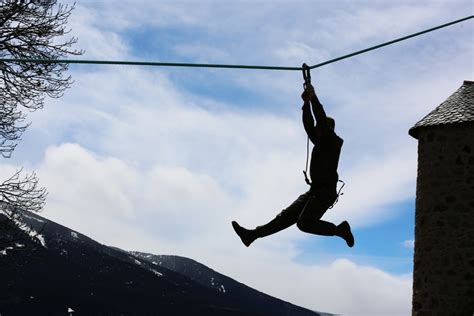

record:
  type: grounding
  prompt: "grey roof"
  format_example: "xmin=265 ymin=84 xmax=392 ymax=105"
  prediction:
xmin=409 ymin=80 xmax=474 ymax=139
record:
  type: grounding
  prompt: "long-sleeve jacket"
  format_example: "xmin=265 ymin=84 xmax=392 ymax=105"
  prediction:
xmin=302 ymin=93 xmax=343 ymax=191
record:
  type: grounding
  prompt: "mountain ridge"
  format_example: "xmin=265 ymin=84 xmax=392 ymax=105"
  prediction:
xmin=0 ymin=210 xmax=330 ymax=315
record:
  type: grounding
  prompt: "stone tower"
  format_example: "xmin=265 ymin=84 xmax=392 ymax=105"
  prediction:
xmin=409 ymin=80 xmax=474 ymax=315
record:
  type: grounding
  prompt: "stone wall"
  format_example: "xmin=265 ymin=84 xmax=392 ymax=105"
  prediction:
xmin=412 ymin=122 xmax=474 ymax=315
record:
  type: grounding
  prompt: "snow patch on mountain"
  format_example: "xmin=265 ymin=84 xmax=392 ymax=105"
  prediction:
xmin=219 ymin=284 xmax=226 ymax=293
xmin=36 ymin=234 xmax=47 ymax=247
xmin=0 ymin=242 xmax=25 ymax=256
xmin=0 ymin=247 xmax=13 ymax=255
xmin=5 ymin=211 xmax=48 ymax=248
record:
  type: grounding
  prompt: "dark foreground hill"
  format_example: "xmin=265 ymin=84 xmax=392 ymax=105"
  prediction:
xmin=0 ymin=211 xmax=328 ymax=316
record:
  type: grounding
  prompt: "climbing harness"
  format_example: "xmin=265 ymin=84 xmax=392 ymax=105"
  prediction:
xmin=328 ymin=179 xmax=345 ymax=209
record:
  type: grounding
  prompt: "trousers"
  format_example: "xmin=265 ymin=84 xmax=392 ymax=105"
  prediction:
xmin=255 ymin=188 xmax=338 ymax=237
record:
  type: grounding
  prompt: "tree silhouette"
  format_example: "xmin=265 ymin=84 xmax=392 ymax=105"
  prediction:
xmin=0 ymin=170 xmax=46 ymax=250
xmin=0 ymin=0 xmax=82 ymax=248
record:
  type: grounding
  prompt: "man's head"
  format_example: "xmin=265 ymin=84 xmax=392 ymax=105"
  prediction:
xmin=315 ymin=117 xmax=335 ymax=138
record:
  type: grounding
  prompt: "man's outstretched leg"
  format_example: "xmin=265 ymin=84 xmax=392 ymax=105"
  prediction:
xmin=232 ymin=191 xmax=310 ymax=247
xmin=296 ymin=195 xmax=355 ymax=247
xmin=296 ymin=218 xmax=354 ymax=248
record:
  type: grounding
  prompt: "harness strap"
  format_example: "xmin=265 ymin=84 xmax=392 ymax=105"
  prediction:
xmin=328 ymin=179 xmax=345 ymax=209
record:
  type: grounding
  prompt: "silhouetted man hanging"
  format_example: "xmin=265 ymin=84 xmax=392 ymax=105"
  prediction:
xmin=232 ymin=83 xmax=354 ymax=248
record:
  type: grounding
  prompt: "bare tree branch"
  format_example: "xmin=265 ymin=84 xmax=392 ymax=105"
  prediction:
xmin=0 ymin=0 xmax=81 ymax=247
xmin=0 ymin=0 xmax=83 ymax=156
xmin=0 ymin=169 xmax=47 ymax=249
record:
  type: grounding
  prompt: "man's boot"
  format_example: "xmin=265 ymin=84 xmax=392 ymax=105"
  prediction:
xmin=337 ymin=221 xmax=355 ymax=247
xmin=232 ymin=221 xmax=257 ymax=247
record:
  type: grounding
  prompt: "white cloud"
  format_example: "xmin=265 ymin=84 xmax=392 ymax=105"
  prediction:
xmin=403 ymin=240 xmax=415 ymax=249
xmin=327 ymin=145 xmax=417 ymax=227
xmin=174 ymin=44 xmax=230 ymax=62
xmin=244 ymin=258 xmax=412 ymax=316
xmin=311 ymin=4 xmax=444 ymax=51
xmin=68 ymin=5 xmax=129 ymax=60
xmin=36 ymin=143 xmax=231 ymax=242
xmin=39 ymin=143 xmax=138 ymax=221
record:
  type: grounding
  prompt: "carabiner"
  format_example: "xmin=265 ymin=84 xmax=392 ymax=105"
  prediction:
xmin=302 ymin=63 xmax=311 ymax=86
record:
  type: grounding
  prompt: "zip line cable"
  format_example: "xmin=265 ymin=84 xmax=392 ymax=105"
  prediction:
xmin=309 ymin=15 xmax=473 ymax=69
xmin=0 ymin=15 xmax=472 ymax=71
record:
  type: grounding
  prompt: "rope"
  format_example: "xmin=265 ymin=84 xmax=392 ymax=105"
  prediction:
xmin=302 ymin=63 xmax=312 ymax=186
xmin=309 ymin=15 xmax=473 ymax=69
xmin=0 ymin=16 xmax=471 ymax=70
xmin=303 ymin=135 xmax=311 ymax=186
xmin=0 ymin=59 xmax=301 ymax=71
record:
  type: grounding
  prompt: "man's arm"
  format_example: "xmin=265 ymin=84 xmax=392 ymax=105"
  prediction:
xmin=301 ymin=89 xmax=318 ymax=144
xmin=307 ymin=84 xmax=329 ymax=129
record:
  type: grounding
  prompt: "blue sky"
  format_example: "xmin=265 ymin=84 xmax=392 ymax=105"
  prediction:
xmin=2 ymin=1 xmax=473 ymax=315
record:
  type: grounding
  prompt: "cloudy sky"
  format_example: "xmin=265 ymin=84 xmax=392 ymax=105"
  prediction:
xmin=3 ymin=1 xmax=473 ymax=315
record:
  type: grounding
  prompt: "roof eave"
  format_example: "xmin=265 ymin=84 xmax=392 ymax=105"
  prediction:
xmin=408 ymin=127 xmax=419 ymax=139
